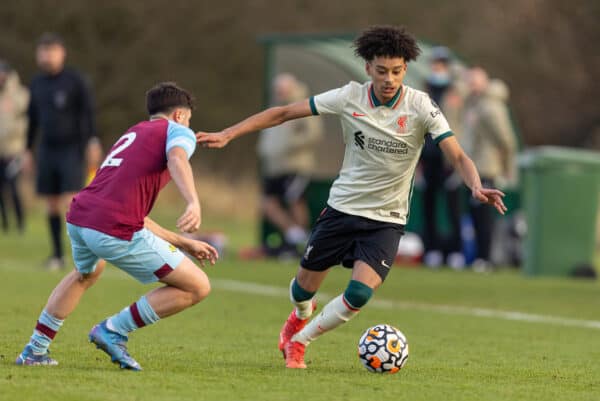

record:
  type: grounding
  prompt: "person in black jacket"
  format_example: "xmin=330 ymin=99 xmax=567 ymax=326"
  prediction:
xmin=23 ymin=33 xmax=100 ymax=270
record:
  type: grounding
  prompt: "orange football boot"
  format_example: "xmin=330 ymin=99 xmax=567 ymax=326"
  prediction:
xmin=284 ymin=340 xmax=307 ymax=369
xmin=278 ymin=299 xmax=317 ymax=355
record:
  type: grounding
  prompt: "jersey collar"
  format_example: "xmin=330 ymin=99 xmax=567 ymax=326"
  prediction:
xmin=368 ymin=84 xmax=403 ymax=109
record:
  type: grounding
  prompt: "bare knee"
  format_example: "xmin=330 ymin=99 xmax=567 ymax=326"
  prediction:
xmin=189 ymin=278 xmax=211 ymax=305
xmin=159 ymin=259 xmax=211 ymax=305
xmin=77 ymin=260 xmax=105 ymax=288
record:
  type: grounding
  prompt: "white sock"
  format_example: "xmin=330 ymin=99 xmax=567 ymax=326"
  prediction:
xmin=291 ymin=294 xmax=359 ymax=346
xmin=289 ymin=279 xmax=314 ymax=320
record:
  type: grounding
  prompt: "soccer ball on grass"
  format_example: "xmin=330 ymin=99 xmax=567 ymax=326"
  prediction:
xmin=358 ymin=324 xmax=409 ymax=374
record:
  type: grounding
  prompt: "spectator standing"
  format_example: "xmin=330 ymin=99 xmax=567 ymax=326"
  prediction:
xmin=23 ymin=33 xmax=100 ymax=269
xmin=420 ymin=47 xmax=464 ymax=268
xmin=462 ymin=67 xmax=517 ymax=271
xmin=257 ymin=73 xmax=323 ymax=256
xmin=0 ymin=60 xmax=29 ymax=234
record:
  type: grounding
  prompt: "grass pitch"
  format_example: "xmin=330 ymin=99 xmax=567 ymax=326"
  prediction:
xmin=1 ymin=209 xmax=599 ymax=401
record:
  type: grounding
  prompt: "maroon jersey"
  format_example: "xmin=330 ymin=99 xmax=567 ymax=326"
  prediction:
xmin=67 ymin=119 xmax=174 ymax=240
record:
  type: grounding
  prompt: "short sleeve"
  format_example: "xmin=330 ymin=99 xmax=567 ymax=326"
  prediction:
xmin=166 ymin=121 xmax=197 ymax=159
xmin=421 ymin=95 xmax=453 ymax=145
xmin=311 ymin=83 xmax=352 ymax=116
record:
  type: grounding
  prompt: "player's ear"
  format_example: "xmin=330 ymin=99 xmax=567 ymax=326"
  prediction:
xmin=173 ymin=108 xmax=184 ymax=123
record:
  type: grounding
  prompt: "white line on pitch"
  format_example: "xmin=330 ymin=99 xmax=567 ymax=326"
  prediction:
xmin=212 ymin=279 xmax=600 ymax=331
xmin=2 ymin=261 xmax=598 ymax=331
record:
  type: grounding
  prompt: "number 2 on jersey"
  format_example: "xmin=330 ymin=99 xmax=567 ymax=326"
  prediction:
xmin=100 ymin=132 xmax=136 ymax=169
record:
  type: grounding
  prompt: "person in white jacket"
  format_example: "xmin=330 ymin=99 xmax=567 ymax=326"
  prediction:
xmin=0 ymin=61 xmax=29 ymax=233
xmin=257 ymin=73 xmax=323 ymax=255
xmin=462 ymin=67 xmax=517 ymax=270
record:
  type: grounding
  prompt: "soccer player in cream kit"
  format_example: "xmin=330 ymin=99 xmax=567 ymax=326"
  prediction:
xmin=200 ymin=25 xmax=507 ymax=369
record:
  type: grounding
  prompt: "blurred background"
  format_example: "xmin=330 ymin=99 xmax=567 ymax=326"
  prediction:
xmin=1 ymin=0 xmax=598 ymax=275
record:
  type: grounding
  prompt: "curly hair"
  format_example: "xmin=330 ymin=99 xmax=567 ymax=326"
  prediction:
xmin=353 ymin=26 xmax=421 ymax=62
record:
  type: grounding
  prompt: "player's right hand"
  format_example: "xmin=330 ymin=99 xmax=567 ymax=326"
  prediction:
xmin=196 ymin=131 xmax=231 ymax=149
xmin=177 ymin=202 xmax=201 ymax=233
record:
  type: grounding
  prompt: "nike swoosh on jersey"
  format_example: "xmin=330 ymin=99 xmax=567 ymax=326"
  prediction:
xmin=352 ymin=112 xmax=367 ymax=117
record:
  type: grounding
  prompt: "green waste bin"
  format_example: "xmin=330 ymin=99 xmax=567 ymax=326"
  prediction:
xmin=518 ymin=146 xmax=600 ymax=277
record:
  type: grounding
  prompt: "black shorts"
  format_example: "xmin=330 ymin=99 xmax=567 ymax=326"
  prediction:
xmin=300 ymin=206 xmax=405 ymax=281
xmin=36 ymin=146 xmax=84 ymax=195
xmin=262 ymin=174 xmax=309 ymax=203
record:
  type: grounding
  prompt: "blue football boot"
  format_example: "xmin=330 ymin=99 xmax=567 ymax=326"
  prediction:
xmin=89 ymin=320 xmax=142 ymax=371
xmin=15 ymin=345 xmax=59 ymax=366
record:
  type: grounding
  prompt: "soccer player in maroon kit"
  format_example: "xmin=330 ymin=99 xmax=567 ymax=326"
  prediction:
xmin=16 ymin=82 xmax=218 ymax=370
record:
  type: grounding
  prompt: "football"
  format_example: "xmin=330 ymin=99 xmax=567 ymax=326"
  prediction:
xmin=358 ymin=324 xmax=409 ymax=374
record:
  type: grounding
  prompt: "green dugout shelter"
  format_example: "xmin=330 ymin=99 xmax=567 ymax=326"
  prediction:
xmin=258 ymin=33 xmax=521 ymax=251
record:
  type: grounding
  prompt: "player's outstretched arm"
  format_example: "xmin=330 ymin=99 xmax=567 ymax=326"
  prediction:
xmin=144 ymin=217 xmax=218 ymax=266
xmin=439 ymin=136 xmax=507 ymax=215
xmin=167 ymin=147 xmax=201 ymax=232
xmin=196 ymin=99 xmax=313 ymax=148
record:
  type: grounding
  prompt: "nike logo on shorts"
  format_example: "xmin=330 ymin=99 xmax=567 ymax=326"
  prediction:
xmin=381 ymin=260 xmax=390 ymax=268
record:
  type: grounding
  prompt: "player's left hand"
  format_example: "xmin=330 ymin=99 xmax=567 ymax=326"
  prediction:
xmin=185 ymin=240 xmax=219 ymax=267
xmin=196 ymin=131 xmax=232 ymax=149
xmin=472 ymin=187 xmax=507 ymax=215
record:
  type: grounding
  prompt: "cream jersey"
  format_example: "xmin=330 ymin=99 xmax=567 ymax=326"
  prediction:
xmin=310 ymin=81 xmax=453 ymax=224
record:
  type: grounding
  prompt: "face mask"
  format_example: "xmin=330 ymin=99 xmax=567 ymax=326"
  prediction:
xmin=427 ymin=71 xmax=451 ymax=87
